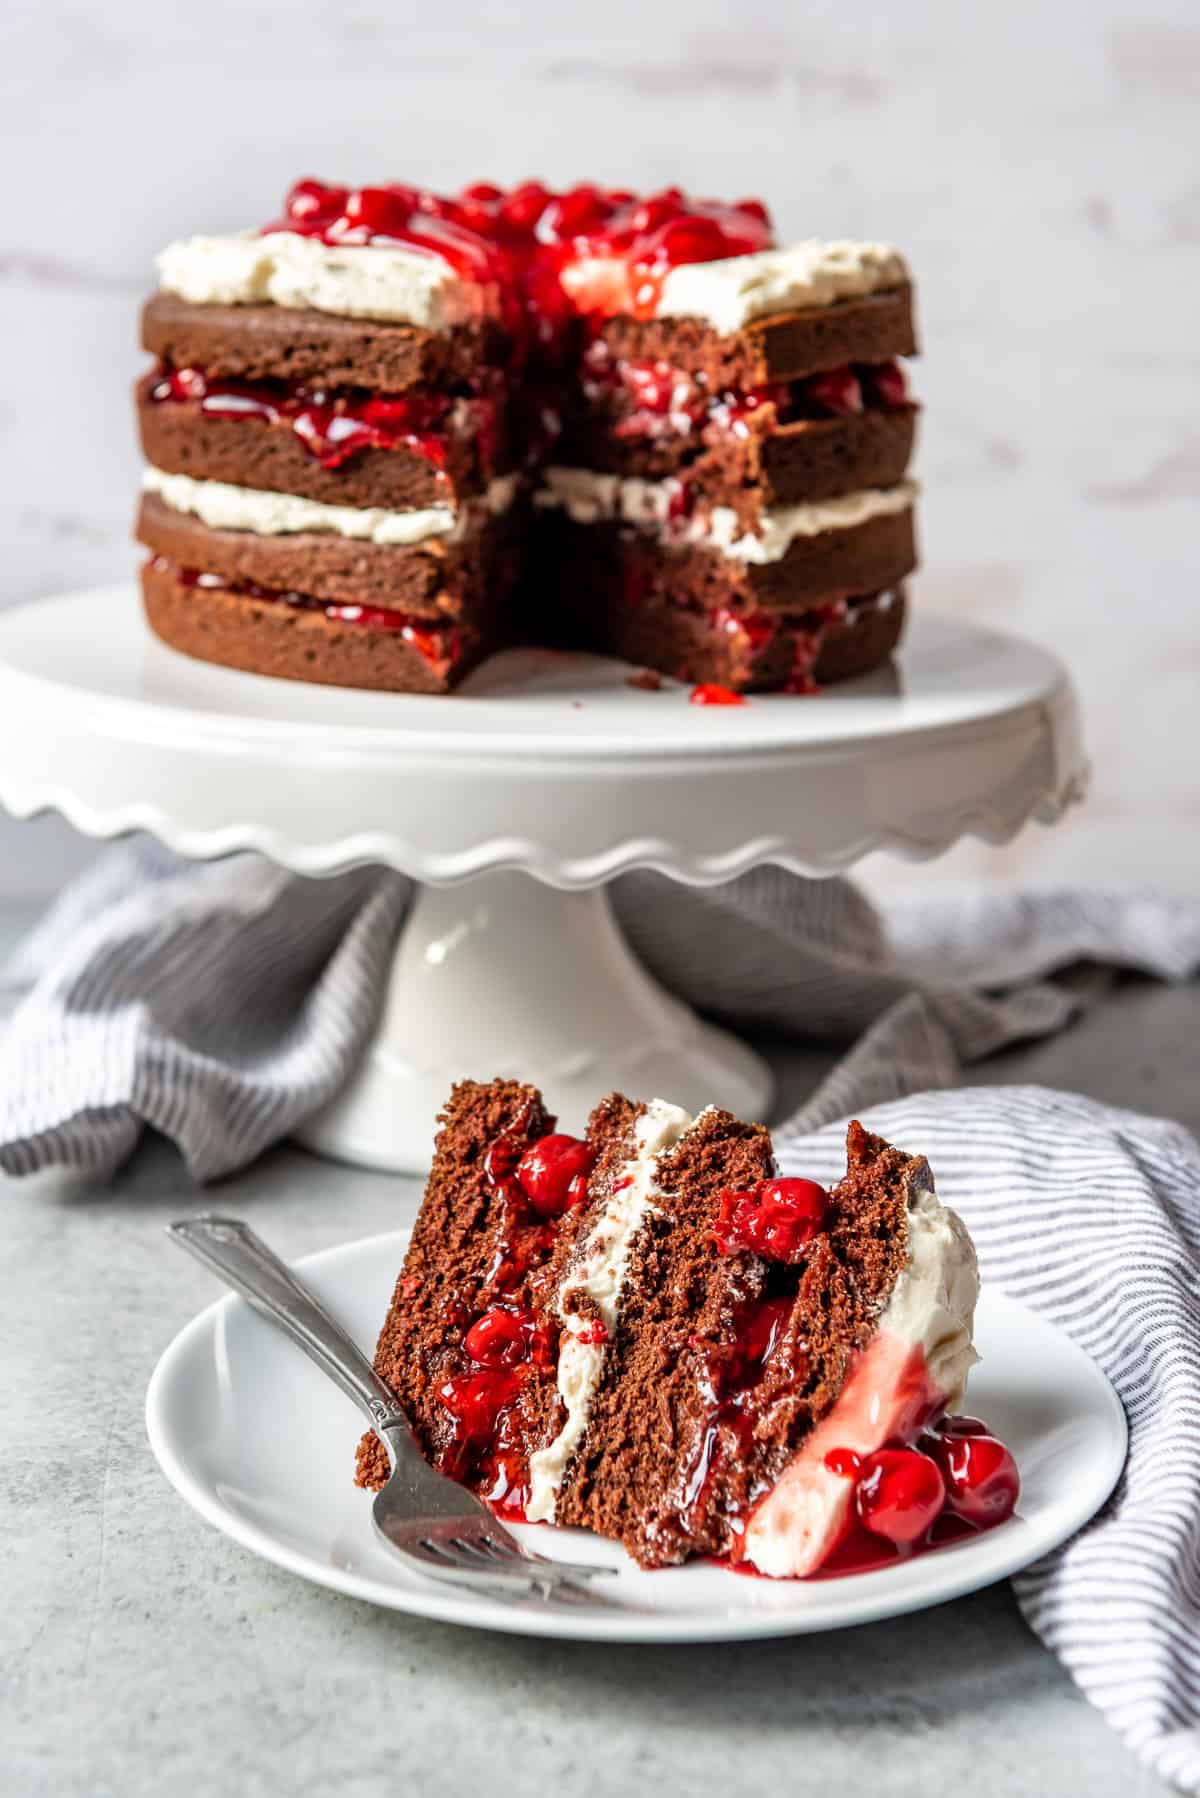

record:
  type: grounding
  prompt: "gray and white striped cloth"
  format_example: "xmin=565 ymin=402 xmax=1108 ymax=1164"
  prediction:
xmin=3 ymin=846 xmax=1200 ymax=1788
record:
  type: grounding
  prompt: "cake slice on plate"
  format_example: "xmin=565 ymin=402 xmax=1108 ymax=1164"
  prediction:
xmin=357 ymin=1079 xmax=1018 ymax=1576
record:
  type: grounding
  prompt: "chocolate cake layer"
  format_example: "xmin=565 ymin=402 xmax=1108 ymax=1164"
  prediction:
xmin=555 ymin=406 xmax=917 ymax=513
xmin=136 ymin=492 xmax=519 ymax=617
xmin=594 ymin=286 xmax=917 ymax=389
xmin=137 ymin=376 xmax=500 ymax=512
xmin=536 ymin=503 xmax=917 ymax=621
xmin=143 ymin=292 xmax=509 ymax=389
xmin=142 ymin=560 xmax=498 ymax=695
xmin=593 ymin=590 xmax=907 ymax=692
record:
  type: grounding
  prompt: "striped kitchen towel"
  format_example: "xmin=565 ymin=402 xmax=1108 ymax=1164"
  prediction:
xmin=2 ymin=846 xmax=1200 ymax=1786
xmin=781 ymin=1084 xmax=1200 ymax=1796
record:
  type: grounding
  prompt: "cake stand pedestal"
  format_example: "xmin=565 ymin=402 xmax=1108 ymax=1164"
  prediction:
xmin=0 ymin=586 xmax=1086 ymax=1171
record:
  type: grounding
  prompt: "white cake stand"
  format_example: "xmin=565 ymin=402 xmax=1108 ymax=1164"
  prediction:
xmin=0 ymin=585 xmax=1086 ymax=1171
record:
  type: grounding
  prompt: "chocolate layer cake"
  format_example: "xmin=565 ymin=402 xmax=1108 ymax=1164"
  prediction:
xmin=356 ymin=1080 xmax=1020 ymax=1577
xmin=137 ymin=180 xmax=921 ymax=696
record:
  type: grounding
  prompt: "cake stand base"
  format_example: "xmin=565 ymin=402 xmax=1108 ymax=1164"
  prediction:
xmin=295 ymin=871 xmax=772 ymax=1171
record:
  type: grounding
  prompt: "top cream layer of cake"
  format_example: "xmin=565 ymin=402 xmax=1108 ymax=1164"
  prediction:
xmin=157 ymin=231 xmax=906 ymax=336
xmin=156 ymin=231 xmax=499 ymax=331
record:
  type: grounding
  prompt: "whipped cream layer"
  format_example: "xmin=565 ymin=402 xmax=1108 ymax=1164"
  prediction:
xmin=526 ymin=1099 xmax=694 ymax=1523
xmin=143 ymin=467 xmax=516 ymax=547
xmin=656 ymin=241 xmax=909 ymax=333
xmin=741 ymin=1167 xmax=979 ymax=1579
xmin=535 ymin=467 xmax=917 ymax=565
xmin=157 ymin=230 xmax=498 ymax=331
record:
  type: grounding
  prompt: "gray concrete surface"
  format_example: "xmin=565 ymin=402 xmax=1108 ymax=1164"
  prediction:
xmin=1 ymin=889 xmax=1189 ymax=1796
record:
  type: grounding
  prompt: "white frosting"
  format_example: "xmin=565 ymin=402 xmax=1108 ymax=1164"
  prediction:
xmin=741 ymin=1167 xmax=980 ymax=1579
xmin=656 ymin=241 xmax=908 ymax=333
xmin=535 ymin=467 xmax=917 ymax=564
xmin=142 ymin=467 xmax=517 ymax=547
xmin=879 ymin=1174 xmax=980 ymax=1408
xmin=525 ymin=1099 xmax=693 ymax=1523
xmin=156 ymin=230 xmax=496 ymax=331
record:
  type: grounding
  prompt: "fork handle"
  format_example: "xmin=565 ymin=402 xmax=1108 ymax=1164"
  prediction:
xmin=168 ymin=1215 xmax=410 ymax=1437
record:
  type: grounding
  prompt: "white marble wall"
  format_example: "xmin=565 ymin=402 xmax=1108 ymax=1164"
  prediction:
xmin=2 ymin=0 xmax=1198 ymax=899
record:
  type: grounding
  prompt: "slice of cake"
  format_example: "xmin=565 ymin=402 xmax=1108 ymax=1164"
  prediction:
xmin=356 ymin=1080 xmax=1019 ymax=1577
xmin=136 ymin=182 xmax=521 ymax=693
xmin=137 ymin=180 xmax=918 ymax=697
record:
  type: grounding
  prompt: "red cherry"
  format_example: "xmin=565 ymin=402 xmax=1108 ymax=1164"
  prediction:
xmin=463 ymin=1307 xmax=530 ymax=1368
xmin=690 ymin=684 xmax=747 ymax=707
xmin=941 ymin=1414 xmax=991 ymax=1437
xmin=856 ymin=1448 xmax=946 ymax=1544
xmin=339 ymin=186 xmax=414 ymax=239
xmin=515 ymin=1133 xmax=596 ymax=1217
xmin=502 ymin=180 xmax=553 ymax=231
xmin=713 ymin=1176 xmax=828 ymax=1260
xmin=806 ymin=368 xmax=864 ymax=415
xmin=652 ymin=216 xmax=733 ymax=268
xmin=929 ymin=1433 xmax=1020 ymax=1526
xmin=630 ymin=194 xmax=682 ymax=234
xmin=824 ymin=1447 xmax=863 ymax=1479
xmin=865 ymin=359 xmax=909 ymax=410
xmin=460 ymin=180 xmax=504 ymax=205
xmin=283 ymin=177 xmax=345 ymax=226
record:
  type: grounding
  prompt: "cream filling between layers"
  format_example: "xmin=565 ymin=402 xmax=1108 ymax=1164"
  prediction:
xmin=142 ymin=467 xmax=518 ymax=548
xmin=535 ymin=468 xmax=917 ymax=565
xmin=655 ymin=241 xmax=909 ymax=333
xmin=156 ymin=230 xmax=498 ymax=330
xmin=525 ymin=1099 xmax=694 ymax=1524
xmin=741 ymin=1170 xmax=980 ymax=1579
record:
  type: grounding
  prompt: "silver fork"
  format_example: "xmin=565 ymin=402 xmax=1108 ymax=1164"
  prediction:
xmin=168 ymin=1215 xmax=613 ymax=1600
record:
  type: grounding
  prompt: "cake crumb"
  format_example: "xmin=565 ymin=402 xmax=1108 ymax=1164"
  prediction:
xmin=627 ymin=669 xmax=665 ymax=691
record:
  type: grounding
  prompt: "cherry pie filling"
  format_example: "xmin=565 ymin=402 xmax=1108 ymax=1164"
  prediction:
xmin=145 ymin=365 xmax=510 ymax=475
xmin=260 ymin=178 xmax=775 ymax=344
xmin=149 ymin=558 xmax=464 ymax=676
xmin=579 ymin=345 xmax=913 ymax=443
xmin=431 ymin=1119 xmax=597 ymax=1519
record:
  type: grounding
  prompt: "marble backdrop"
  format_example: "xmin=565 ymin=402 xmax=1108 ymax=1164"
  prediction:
xmin=1 ymin=0 xmax=1197 ymax=899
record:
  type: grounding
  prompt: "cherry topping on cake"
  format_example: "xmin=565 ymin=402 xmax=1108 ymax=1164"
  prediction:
xmin=463 ymin=1307 xmax=532 ymax=1368
xmin=713 ymin=1176 xmax=829 ymax=1261
xmin=926 ymin=1431 xmax=1021 ymax=1526
xmin=690 ymin=684 xmax=747 ymax=706
xmin=855 ymin=1448 xmax=947 ymax=1545
xmin=515 ymin=1133 xmax=596 ymax=1217
xmin=824 ymin=1448 xmax=863 ymax=1479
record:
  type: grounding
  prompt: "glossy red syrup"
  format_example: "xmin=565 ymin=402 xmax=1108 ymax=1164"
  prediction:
xmin=802 ymin=1415 xmax=1021 ymax=1578
xmin=149 ymin=366 xmax=470 ymax=473
xmin=690 ymin=683 xmax=747 ymax=706
xmin=156 ymin=559 xmax=460 ymax=675
xmin=432 ymin=1113 xmax=597 ymax=1512
xmin=261 ymin=178 xmax=773 ymax=344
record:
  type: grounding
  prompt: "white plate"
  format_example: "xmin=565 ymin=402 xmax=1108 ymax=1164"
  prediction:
xmin=146 ymin=1229 xmax=1126 ymax=1643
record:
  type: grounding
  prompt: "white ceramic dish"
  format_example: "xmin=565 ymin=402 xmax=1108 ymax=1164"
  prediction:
xmin=146 ymin=1228 xmax=1127 ymax=1643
